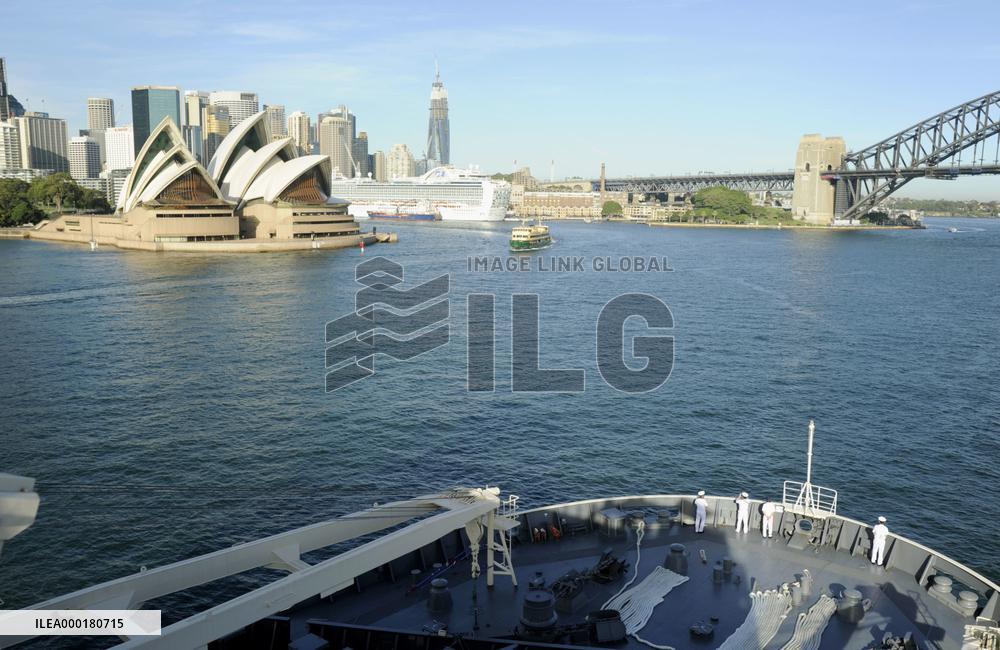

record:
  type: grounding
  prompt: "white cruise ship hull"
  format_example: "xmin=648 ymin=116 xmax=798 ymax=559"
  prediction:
xmin=331 ymin=166 xmax=512 ymax=223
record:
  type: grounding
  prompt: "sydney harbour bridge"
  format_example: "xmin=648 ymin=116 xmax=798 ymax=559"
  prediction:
xmin=592 ymin=90 xmax=1000 ymax=222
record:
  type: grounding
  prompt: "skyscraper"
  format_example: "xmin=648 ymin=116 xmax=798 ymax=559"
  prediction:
xmin=184 ymin=90 xmax=209 ymax=127
xmin=184 ymin=91 xmax=209 ymax=163
xmin=265 ymin=104 xmax=287 ymax=140
xmin=288 ymin=111 xmax=311 ymax=154
xmin=69 ymin=135 xmax=101 ymax=179
xmin=352 ymin=131 xmax=369 ymax=177
xmin=320 ymin=116 xmax=353 ymax=178
xmin=208 ymin=91 xmax=259 ymax=129
xmin=105 ymin=125 xmax=134 ymax=171
xmin=387 ymin=143 xmax=416 ymax=179
xmin=14 ymin=112 xmax=69 ymax=172
xmin=203 ymin=104 xmax=230 ymax=163
xmin=426 ymin=66 xmax=450 ymax=165
xmin=87 ymin=98 xmax=115 ymax=130
xmin=131 ymin=86 xmax=181 ymax=154
xmin=372 ymin=150 xmax=387 ymax=181
xmin=0 ymin=120 xmax=20 ymax=169
xmin=0 ymin=58 xmax=26 ymax=122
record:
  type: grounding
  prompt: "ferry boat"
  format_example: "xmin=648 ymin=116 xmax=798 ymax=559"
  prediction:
xmin=3 ymin=421 xmax=997 ymax=649
xmin=331 ymin=166 xmax=511 ymax=222
xmin=510 ymin=220 xmax=553 ymax=252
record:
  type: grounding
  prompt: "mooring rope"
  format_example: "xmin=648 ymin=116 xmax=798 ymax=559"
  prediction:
xmin=600 ymin=521 xmax=689 ymax=650
xmin=717 ymin=588 xmax=793 ymax=650
xmin=780 ymin=594 xmax=837 ymax=650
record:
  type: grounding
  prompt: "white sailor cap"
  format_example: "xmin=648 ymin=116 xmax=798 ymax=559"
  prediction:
xmin=878 ymin=516 xmax=887 ymax=523
xmin=740 ymin=491 xmax=749 ymax=498
xmin=697 ymin=490 xmax=705 ymax=496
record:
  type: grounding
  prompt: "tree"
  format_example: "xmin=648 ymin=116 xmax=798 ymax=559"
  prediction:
xmin=28 ymin=173 xmax=84 ymax=213
xmin=602 ymin=200 xmax=622 ymax=216
xmin=692 ymin=186 xmax=752 ymax=217
xmin=0 ymin=178 xmax=43 ymax=227
xmin=79 ymin=188 xmax=111 ymax=213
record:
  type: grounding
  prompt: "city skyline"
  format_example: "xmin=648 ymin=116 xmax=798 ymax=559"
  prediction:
xmin=3 ymin=0 xmax=1000 ymax=198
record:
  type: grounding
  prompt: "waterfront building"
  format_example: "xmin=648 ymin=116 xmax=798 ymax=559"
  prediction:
xmin=352 ymin=131 xmax=369 ymax=177
xmin=105 ymin=125 xmax=134 ymax=171
xmin=14 ymin=112 xmax=69 ymax=173
xmin=0 ymin=168 xmax=50 ymax=181
xmin=203 ymin=104 xmax=231 ymax=164
xmin=519 ymin=190 xmax=600 ymax=219
xmin=131 ymin=86 xmax=181 ymax=155
xmin=32 ymin=112 xmax=360 ymax=249
xmin=288 ymin=111 xmax=310 ymax=155
xmin=0 ymin=120 xmax=21 ymax=169
xmin=264 ymin=104 xmax=287 ymax=140
xmin=319 ymin=116 xmax=353 ymax=178
xmin=205 ymin=111 xmax=357 ymax=240
xmin=208 ymin=91 xmax=259 ymax=129
xmin=426 ymin=66 xmax=450 ymax=165
xmin=386 ymin=144 xmax=416 ymax=179
xmin=372 ymin=150 xmax=386 ymax=181
xmin=509 ymin=183 xmax=524 ymax=208
xmin=87 ymin=98 xmax=114 ymax=130
xmin=69 ymin=135 xmax=101 ymax=179
xmin=0 ymin=58 xmax=26 ymax=122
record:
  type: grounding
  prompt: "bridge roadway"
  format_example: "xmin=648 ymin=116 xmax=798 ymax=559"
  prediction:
xmin=593 ymin=171 xmax=793 ymax=194
xmin=593 ymin=164 xmax=1000 ymax=195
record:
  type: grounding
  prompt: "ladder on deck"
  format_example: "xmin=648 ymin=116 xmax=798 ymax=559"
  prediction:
xmin=487 ymin=494 xmax=519 ymax=587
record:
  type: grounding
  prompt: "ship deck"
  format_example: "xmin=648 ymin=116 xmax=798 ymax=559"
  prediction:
xmin=257 ymin=496 xmax=997 ymax=650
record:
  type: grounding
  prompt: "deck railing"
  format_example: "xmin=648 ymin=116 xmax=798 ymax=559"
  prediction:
xmin=782 ymin=480 xmax=838 ymax=517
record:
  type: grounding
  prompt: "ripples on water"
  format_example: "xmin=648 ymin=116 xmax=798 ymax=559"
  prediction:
xmin=0 ymin=217 xmax=997 ymax=624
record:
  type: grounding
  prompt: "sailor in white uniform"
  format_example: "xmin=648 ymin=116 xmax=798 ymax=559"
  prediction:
xmin=694 ymin=490 xmax=708 ymax=533
xmin=871 ymin=516 xmax=889 ymax=565
xmin=761 ymin=500 xmax=777 ymax=538
xmin=735 ymin=491 xmax=750 ymax=534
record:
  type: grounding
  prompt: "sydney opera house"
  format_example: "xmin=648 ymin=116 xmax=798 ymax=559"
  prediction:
xmin=33 ymin=112 xmax=362 ymax=251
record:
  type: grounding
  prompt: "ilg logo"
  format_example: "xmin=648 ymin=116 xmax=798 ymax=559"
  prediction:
xmin=325 ymin=257 xmax=450 ymax=392
xmin=325 ymin=257 xmax=674 ymax=393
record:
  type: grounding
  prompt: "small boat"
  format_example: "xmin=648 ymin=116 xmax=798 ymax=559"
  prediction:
xmin=510 ymin=219 xmax=553 ymax=252
xmin=948 ymin=227 xmax=959 ymax=233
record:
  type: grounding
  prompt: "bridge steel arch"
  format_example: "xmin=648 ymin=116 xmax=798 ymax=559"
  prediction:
xmin=834 ymin=90 xmax=1000 ymax=220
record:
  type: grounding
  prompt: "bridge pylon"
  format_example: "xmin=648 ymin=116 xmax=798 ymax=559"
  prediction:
xmin=791 ymin=134 xmax=845 ymax=225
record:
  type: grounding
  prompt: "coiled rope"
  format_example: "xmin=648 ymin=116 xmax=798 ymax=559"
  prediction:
xmin=717 ymin=588 xmax=793 ymax=650
xmin=600 ymin=521 xmax=689 ymax=650
xmin=780 ymin=594 xmax=837 ymax=650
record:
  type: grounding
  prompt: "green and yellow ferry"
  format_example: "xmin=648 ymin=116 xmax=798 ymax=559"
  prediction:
xmin=509 ymin=220 xmax=553 ymax=252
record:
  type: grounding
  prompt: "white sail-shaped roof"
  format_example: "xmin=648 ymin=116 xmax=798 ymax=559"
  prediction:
xmin=220 ymin=137 xmax=298 ymax=202
xmin=117 ymin=118 xmax=192 ymax=212
xmin=243 ymin=155 xmax=333 ymax=204
xmin=207 ymin=111 xmax=269 ymax=184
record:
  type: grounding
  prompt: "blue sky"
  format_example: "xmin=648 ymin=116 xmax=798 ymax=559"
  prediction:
xmin=5 ymin=0 xmax=1000 ymax=198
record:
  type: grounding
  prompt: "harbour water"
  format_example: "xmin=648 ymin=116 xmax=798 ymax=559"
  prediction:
xmin=0 ymin=217 xmax=997 ymax=623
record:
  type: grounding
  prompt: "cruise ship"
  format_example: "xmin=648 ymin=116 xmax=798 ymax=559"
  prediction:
xmin=331 ymin=166 xmax=511 ymax=222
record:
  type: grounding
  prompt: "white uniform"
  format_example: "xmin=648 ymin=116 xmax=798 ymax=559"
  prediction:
xmin=694 ymin=497 xmax=708 ymax=533
xmin=761 ymin=501 xmax=776 ymax=538
xmin=735 ymin=496 xmax=750 ymax=533
xmin=871 ymin=523 xmax=889 ymax=565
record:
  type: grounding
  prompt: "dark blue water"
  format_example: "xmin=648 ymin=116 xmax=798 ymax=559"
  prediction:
xmin=1 ymin=217 xmax=998 ymax=616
